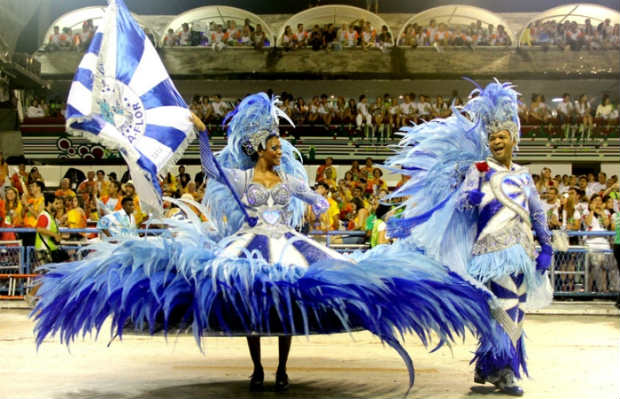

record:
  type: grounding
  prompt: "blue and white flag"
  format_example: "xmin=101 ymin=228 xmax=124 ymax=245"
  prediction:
xmin=65 ymin=0 xmax=194 ymax=214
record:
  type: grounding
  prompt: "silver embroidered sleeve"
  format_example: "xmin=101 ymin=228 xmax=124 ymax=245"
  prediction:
xmin=287 ymin=175 xmax=329 ymax=215
xmin=457 ymin=164 xmax=481 ymax=212
xmin=528 ymin=181 xmax=553 ymax=247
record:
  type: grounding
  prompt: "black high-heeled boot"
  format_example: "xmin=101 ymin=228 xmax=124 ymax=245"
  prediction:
xmin=274 ymin=369 xmax=289 ymax=392
xmin=249 ymin=368 xmax=264 ymax=392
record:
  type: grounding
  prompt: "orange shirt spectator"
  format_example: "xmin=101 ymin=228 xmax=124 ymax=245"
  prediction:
xmin=22 ymin=182 xmax=45 ymax=228
xmin=55 ymin=178 xmax=77 ymax=199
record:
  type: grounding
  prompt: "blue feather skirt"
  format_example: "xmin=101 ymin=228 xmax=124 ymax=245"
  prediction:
xmin=32 ymin=227 xmax=501 ymax=390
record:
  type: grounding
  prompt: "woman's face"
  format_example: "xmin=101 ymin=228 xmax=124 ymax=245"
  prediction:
xmin=373 ymin=169 xmax=381 ymax=178
xmin=6 ymin=188 xmax=16 ymax=201
xmin=72 ymin=196 xmax=79 ymax=208
xmin=258 ymin=136 xmax=282 ymax=167
xmin=345 ymin=171 xmax=353 ymax=180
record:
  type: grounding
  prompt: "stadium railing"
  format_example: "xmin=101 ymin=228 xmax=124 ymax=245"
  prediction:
xmin=0 ymin=228 xmax=617 ymax=300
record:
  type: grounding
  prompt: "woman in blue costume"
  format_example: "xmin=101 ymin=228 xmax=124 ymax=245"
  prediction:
xmin=32 ymin=92 xmax=501 ymax=393
xmin=385 ymin=80 xmax=553 ymax=396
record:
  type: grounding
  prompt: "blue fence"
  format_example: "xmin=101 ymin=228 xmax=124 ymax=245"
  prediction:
xmin=1 ymin=228 xmax=617 ymax=299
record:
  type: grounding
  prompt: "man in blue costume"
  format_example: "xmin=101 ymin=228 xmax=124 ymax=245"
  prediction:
xmin=462 ymin=120 xmax=553 ymax=396
xmin=385 ymin=80 xmax=553 ymax=397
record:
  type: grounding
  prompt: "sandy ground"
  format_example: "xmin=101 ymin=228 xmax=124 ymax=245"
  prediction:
xmin=0 ymin=309 xmax=618 ymax=399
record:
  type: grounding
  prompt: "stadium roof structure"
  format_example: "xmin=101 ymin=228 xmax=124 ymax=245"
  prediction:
xmin=160 ymin=5 xmax=274 ymax=46
xmin=40 ymin=6 xmax=159 ymax=50
xmin=517 ymin=3 xmax=620 ymax=46
xmin=397 ymin=4 xmax=516 ymax=46
xmin=276 ymin=5 xmax=394 ymax=46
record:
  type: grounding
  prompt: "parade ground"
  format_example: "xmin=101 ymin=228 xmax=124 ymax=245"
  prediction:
xmin=1 ymin=303 xmax=618 ymax=399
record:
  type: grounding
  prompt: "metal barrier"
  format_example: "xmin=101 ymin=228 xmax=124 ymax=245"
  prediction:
xmin=0 ymin=228 xmax=617 ymax=300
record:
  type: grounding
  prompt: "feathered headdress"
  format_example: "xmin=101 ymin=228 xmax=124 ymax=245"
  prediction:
xmin=204 ymin=93 xmax=306 ymax=239
xmin=462 ymin=78 xmax=521 ymax=149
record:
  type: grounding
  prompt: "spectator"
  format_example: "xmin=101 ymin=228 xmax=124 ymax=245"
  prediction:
xmin=318 ymin=94 xmax=333 ymax=125
xmin=62 ymin=195 xmax=87 ymax=240
xmin=529 ymin=94 xmax=551 ymax=125
xmin=95 ymin=169 xmax=109 ymax=197
xmin=163 ymin=28 xmax=178 ymax=47
xmin=54 ymin=178 xmax=76 ymax=199
xmin=308 ymin=24 xmax=324 ymax=51
xmin=595 ymin=94 xmax=618 ymax=122
xmin=226 ymin=20 xmax=241 ymax=46
xmin=556 ymin=93 xmax=576 ymax=142
xmin=97 ymin=180 xmax=122 ymax=217
xmin=294 ymin=24 xmax=307 ymax=48
xmin=211 ymin=95 xmax=230 ymax=124
xmin=316 ymin=157 xmax=336 ymax=183
xmin=35 ymin=193 xmax=68 ymax=263
xmin=97 ymin=196 xmax=137 ymax=238
xmin=0 ymin=152 xmax=8 ymax=199
xmin=399 ymin=24 xmax=418 ymax=47
xmin=360 ymin=24 xmax=374 ymax=51
xmin=542 ymin=187 xmax=561 ymax=229
xmin=26 ymin=98 xmax=45 ymax=118
xmin=365 ymin=168 xmax=387 ymax=196
xmin=361 ymin=157 xmax=374 ymax=182
xmin=356 ymin=95 xmax=373 ymax=140
xmin=575 ymin=94 xmax=594 ymax=142
xmin=239 ymin=25 xmax=253 ymax=46
xmin=343 ymin=24 xmax=359 ymax=48
xmin=77 ymin=170 xmax=96 ymax=201
xmin=0 ymin=186 xmax=22 ymax=241
xmin=252 ymin=24 xmax=268 ymax=50
xmin=10 ymin=163 xmax=28 ymax=195
xmin=376 ymin=25 xmax=393 ymax=51
xmin=22 ymin=181 xmax=45 ymax=235
xmin=123 ymin=183 xmax=146 ymax=225
xmin=583 ymin=195 xmax=612 ymax=292
xmin=282 ymin=25 xmax=296 ymax=50
xmin=178 ymin=23 xmax=191 ymax=46
xmin=211 ymin=24 xmax=228 ymax=51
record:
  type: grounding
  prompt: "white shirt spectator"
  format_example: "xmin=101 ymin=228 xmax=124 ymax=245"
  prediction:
xmin=399 ymin=101 xmax=415 ymax=116
xmin=417 ymin=101 xmax=432 ymax=117
xmin=541 ymin=200 xmax=560 ymax=220
xmin=356 ymin=101 xmax=371 ymax=118
xmin=211 ymin=99 xmax=229 ymax=117
xmin=588 ymin=182 xmax=607 ymax=196
xmin=574 ymin=101 xmax=591 ymax=116
xmin=361 ymin=30 xmax=373 ymax=45
xmin=556 ymin=100 xmax=574 ymax=116
xmin=344 ymin=29 xmax=358 ymax=47
xmin=178 ymin=29 xmax=191 ymax=46
xmin=583 ymin=209 xmax=611 ymax=249
xmin=27 ymin=104 xmax=45 ymax=118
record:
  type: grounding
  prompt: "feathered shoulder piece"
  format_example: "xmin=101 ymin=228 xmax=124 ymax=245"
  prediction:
xmin=385 ymin=79 xmax=519 ymax=251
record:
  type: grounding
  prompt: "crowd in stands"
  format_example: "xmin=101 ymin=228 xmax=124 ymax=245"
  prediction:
xmin=162 ymin=19 xmax=270 ymax=51
xmin=44 ymin=20 xmax=96 ymax=52
xmin=0 ymin=155 xmax=207 ymax=245
xmin=189 ymin=90 xmax=619 ymax=143
xmin=280 ymin=21 xmax=394 ymax=51
xmin=398 ymin=19 xmax=512 ymax=47
xmin=24 ymin=97 xmax=66 ymax=119
xmin=0 ymin=147 xmax=618 ymax=292
xmin=520 ymin=18 xmax=620 ymax=49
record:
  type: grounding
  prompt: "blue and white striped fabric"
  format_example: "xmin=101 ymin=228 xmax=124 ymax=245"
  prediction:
xmin=65 ymin=0 xmax=194 ymax=214
xmin=220 ymin=230 xmax=349 ymax=268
